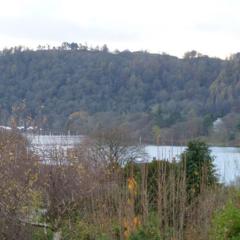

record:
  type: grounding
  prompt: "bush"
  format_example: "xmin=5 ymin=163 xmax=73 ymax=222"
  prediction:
xmin=61 ymin=220 xmax=99 ymax=240
xmin=129 ymin=214 xmax=161 ymax=240
xmin=32 ymin=229 xmax=53 ymax=240
xmin=211 ymin=201 xmax=240 ymax=240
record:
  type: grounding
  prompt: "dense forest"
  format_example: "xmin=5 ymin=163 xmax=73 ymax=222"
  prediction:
xmin=0 ymin=43 xmax=240 ymax=144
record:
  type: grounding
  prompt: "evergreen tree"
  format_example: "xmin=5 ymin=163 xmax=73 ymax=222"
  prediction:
xmin=181 ymin=140 xmax=218 ymax=202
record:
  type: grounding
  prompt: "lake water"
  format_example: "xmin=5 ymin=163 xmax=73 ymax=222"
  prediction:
xmin=28 ymin=135 xmax=240 ymax=184
xmin=146 ymin=145 xmax=240 ymax=184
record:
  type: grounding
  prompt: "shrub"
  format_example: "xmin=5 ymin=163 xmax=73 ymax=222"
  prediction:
xmin=211 ymin=201 xmax=240 ymax=240
xmin=129 ymin=214 xmax=161 ymax=240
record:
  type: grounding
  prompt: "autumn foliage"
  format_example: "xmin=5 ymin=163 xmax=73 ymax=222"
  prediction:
xmin=0 ymin=128 xmax=237 ymax=240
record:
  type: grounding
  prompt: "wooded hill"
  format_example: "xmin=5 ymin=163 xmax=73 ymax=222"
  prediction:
xmin=0 ymin=44 xmax=239 ymax=144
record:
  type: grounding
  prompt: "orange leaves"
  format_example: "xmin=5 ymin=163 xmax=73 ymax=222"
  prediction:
xmin=122 ymin=177 xmax=141 ymax=239
xmin=133 ymin=216 xmax=141 ymax=228
xmin=128 ymin=177 xmax=137 ymax=196
xmin=123 ymin=216 xmax=141 ymax=239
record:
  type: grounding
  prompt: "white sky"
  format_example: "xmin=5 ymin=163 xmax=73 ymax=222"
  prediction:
xmin=0 ymin=0 xmax=239 ymax=58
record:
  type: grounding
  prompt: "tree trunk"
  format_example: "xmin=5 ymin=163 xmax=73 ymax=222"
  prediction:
xmin=53 ymin=230 xmax=62 ymax=240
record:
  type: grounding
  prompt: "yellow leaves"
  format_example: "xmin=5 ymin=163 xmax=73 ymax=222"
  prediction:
xmin=122 ymin=177 xmax=141 ymax=239
xmin=123 ymin=220 xmax=131 ymax=239
xmin=123 ymin=216 xmax=141 ymax=239
xmin=133 ymin=216 xmax=141 ymax=228
xmin=128 ymin=177 xmax=137 ymax=195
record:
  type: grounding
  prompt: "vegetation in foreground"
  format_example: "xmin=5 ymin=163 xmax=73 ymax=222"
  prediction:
xmin=0 ymin=127 xmax=240 ymax=239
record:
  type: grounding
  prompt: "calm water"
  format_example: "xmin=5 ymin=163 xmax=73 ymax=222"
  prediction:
xmin=28 ymin=135 xmax=240 ymax=184
xmin=146 ymin=145 xmax=240 ymax=184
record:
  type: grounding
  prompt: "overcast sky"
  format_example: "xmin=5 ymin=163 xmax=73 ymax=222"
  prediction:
xmin=0 ymin=0 xmax=239 ymax=58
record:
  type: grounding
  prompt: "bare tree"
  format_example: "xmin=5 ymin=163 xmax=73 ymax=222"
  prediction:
xmin=86 ymin=127 xmax=145 ymax=170
xmin=36 ymin=141 xmax=111 ymax=240
xmin=0 ymin=129 xmax=39 ymax=239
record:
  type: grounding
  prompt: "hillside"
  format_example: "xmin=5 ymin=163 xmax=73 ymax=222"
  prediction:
xmin=0 ymin=44 xmax=239 ymax=144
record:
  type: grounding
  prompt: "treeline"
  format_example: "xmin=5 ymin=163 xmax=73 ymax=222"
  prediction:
xmin=1 ymin=43 xmax=240 ymax=143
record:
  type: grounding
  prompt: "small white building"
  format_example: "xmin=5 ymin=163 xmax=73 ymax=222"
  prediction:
xmin=213 ymin=118 xmax=224 ymax=132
